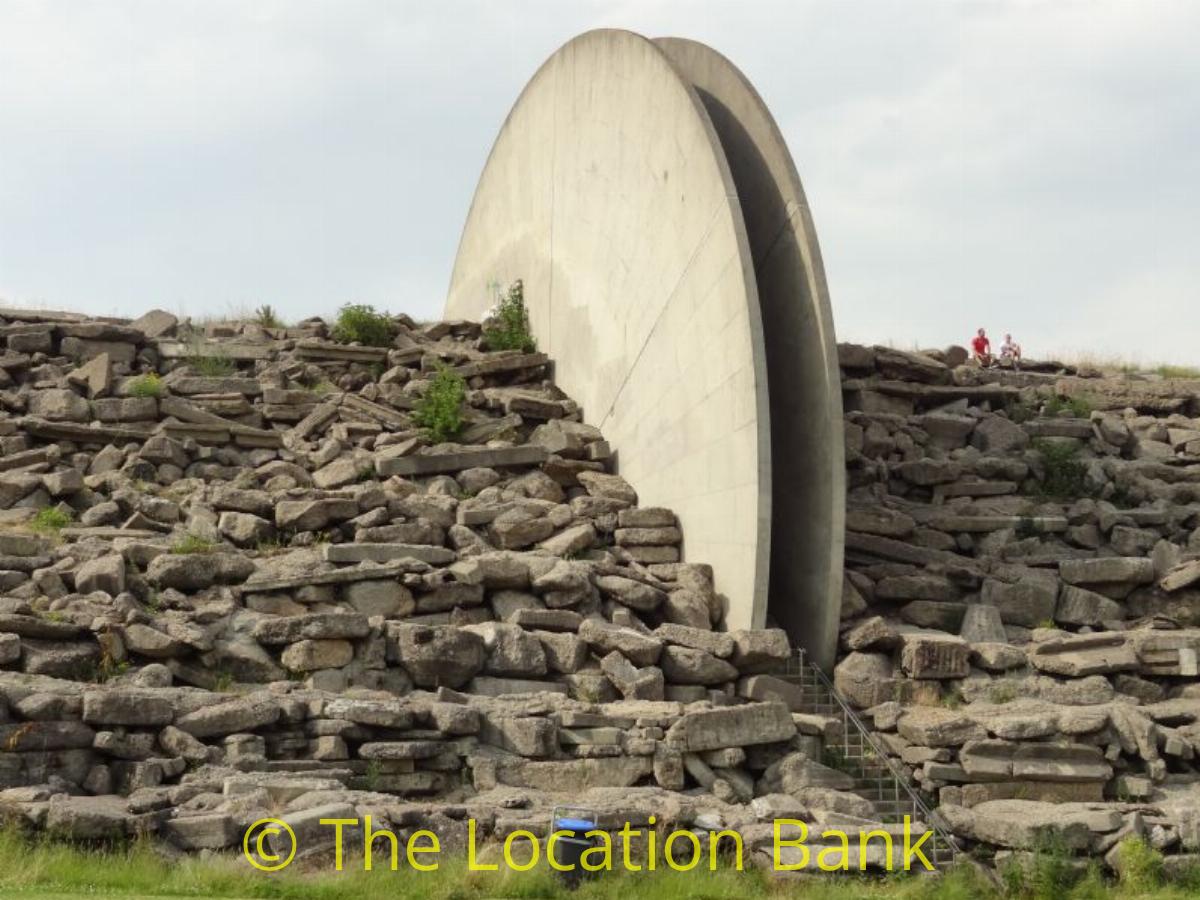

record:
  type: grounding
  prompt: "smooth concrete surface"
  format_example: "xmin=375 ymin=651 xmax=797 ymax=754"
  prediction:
xmin=656 ymin=38 xmax=845 ymax=669
xmin=446 ymin=29 xmax=772 ymax=633
xmin=446 ymin=30 xmax=844 ymax=663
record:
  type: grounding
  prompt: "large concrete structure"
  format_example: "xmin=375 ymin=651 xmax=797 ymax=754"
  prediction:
xmin=446 ymin=30 xmax=843 ymax=667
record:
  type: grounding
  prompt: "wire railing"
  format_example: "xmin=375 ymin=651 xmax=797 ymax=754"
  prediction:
xmin=785 ymin=648 xmax=960 ymax=866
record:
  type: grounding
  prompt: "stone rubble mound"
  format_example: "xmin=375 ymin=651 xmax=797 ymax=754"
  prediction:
xmin=836 ymin=343 xmax=1200 ymax=864
xmin=0 ymin=306 xmax=834 ymax=859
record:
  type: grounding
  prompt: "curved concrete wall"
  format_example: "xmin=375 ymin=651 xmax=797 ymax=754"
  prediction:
xmin=655 ymin=38 xmax=845 ymax=668
xmin=446 ymin=29 xmax=843 ymax=663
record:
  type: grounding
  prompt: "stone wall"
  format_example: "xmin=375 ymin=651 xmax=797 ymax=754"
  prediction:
xmin=834 ymin=342 xmax=1200 ymax=863
xmin=0 ymin=307 xmax=820 ymax=859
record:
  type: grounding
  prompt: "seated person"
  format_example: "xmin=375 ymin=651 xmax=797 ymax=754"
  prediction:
xmin=971 ymin=328 xmax=992 ymax=366
xmin=1000 ymin=333 xmax=1022 ymax=368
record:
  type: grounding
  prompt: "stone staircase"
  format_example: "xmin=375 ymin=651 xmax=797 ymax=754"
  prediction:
xmin=781 ymin=650 xmax=959 ymax=869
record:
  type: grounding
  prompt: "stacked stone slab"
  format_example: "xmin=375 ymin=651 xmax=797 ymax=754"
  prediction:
xmin=835 ymin=343 xmax=1200 ymax=865
xmin=1 ymin=306 xmax=880 ymax=862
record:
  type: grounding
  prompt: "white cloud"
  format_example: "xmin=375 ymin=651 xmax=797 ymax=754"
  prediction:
xmin=0 ymin=0 xmax=1196 ymax=363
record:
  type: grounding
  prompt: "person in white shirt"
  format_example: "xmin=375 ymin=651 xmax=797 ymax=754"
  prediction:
xmin=1000 ymin=333 xmax=1022 ymax=370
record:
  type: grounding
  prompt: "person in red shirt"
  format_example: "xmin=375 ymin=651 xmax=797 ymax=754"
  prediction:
xmin=971 ymin=328 xmax=992 ymax=366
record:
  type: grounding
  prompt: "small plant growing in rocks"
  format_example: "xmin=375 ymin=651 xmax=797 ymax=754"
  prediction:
xmin=331 ymin=303 xmax=394 ymax=347
xmin=188 ymin=351 xmax=236 ymax=377
xmin=412 ymin=366 xmax=467 ymax=443
xmin=128 ymin=373 xmax=165 ymax=398
xmin=213 ymin=671 xmax=235 ymax=693
xmin=1015 ymin=516 xmax=1041 ymax=540
xmin=31 ymin=507 xmax=72 ymax=534
xmin=482 ymin=279 xmax=536 ymax=353
xmin=1032 ymin=439 xmax=1090 ymax=499
xmin=1042 ymin=394 xmax=1093 ymax=418
xmin=988 ymin=682 xmax=1019 ymax=704
xmin=254 ymin=304 xmax=283 ymax=329
xmin=171 ymin=534 xmax=217 ymax=554
xmin=1115 ymin=836 xmax=1164 ymax=891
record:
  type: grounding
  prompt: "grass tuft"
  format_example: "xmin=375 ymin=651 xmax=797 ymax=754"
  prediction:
xmin=128 ymin=373 xmax=165 ymax=398
xmin=188 ymin=351 xmax=236 ymax=377
xmin=254 ymin=304 xmax=284 ymax=329
xmin=31 ymin=507 xmax=73 ymax=534
xmin=171 ymin=534 xmax=217 ymax=555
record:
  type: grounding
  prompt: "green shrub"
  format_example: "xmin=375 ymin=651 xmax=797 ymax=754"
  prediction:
xmin=412 ymin=366 xmax=467 ymax=443
xmin=482 ymin=279 xmax=536 ymax=353
xmin=988 ymin=682 xmax=1019 ymax=704
xmin=1001 ymin=832 xmax=1086 ymax=899
xmin=1114 ymin=836 xmax=1163 ymax=892
xmin=254 ymin=304 xmax=283 ymax=329
xmin=171 ymin=534 xmax=217 ymax=554
xmin=31 ymin=507 xmax=72 ymax=533
xmin=188 ymin=351 xmax=236 ymax=377
xmin=1042 ymin=394 xmax=1093 ymax=418
xmin=331 ymin=303 xmax=395 ymax=347
xmin=1032 ymin=439 xmax=1090 ymax=499
xmin=128 ymin=373 xmax=165 ymax=398
xmin=1006 ymin=399 xmax=1035 ymax=424
xmin=1015 ymin=516 xmax=1041 ymax=540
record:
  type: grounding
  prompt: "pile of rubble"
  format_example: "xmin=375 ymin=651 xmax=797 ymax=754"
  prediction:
xmin=0 ymin=306 xmax=853 ymax=861
xmin=835 ymin=343 xmax=1200 ymax=864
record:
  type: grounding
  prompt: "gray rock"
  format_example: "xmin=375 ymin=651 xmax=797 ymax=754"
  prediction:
xmin=342 ymin=579 xmax=413 ymax=618
xmin=659 ymin=645 xmax=738 ymax=685
xmin=578 ymin=619 xmax=663 ymax=667
xmin=833 ymin=652 xmax=894 ymax=709
xmin=388 ymin=623 xmax=486 ymax=689
xmin=275 ymin=498 xmax=358 ymax=532
xmin=281 ymin=639 xmax=354 ymax=671
xmin=729 ymin=628 xmax=790 ymax=674
xmin=29 ymin=389 xmax=90 ymax=422
xmin=74 ymin=553 xmax=125 ymax=596
xmin=594 ymin=574 xmax=665 ymax=612
xmin=217 ymin=511 xmax=276 ymax=548
xmin=1060 ymin=557 xmax=1155 ymax=587
xmin=82 ymin=690 xmax=174 ymax=726
xmin=254 ymin=613 xmax=370 ymax=644
xmin=1055 ymin=585 xmax=1125 ymax=626
xmin=971 ymin=416 xmax=1030 ymax=453
xmin=464 ymin=622 xmax=548 ymax=677
xmin=665 ymin=702 xmax=795 ymax=752
xmin=174 ymin=695 xmax=281 ymax=738
xmin=982 ymin=578 xmax=1058 ymax=627
xmin=146 ymin=552 xmax=254 ymax=591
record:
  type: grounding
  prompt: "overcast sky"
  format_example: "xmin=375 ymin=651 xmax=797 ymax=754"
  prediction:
xmin=2 ymin=1 xmax=1197 ymax=363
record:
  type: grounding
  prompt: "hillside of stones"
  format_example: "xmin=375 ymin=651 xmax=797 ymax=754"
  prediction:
xmin=0 ymin=306 xmax=813 ymax=858
xmin=836 ymin=342 xmax=1200 ymax=864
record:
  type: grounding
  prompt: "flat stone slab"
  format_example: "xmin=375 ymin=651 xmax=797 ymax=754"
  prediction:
xmin=664 ymin=702 xmax=796 ymax=752
xmin=323 ymin=543 xmax=456 ymax=565
xmin=375 ymin=445 xmax=548 ymax=477
xmin=59 ymin=527 xmax=162 ymax=540
xmin=466 ymin=676 xmax=568 ymax=697
xmin=341 ymin=393 xmax=408 ymax=429
xmin=1023 ymin=419 xmax=1095 ymax=439
xmin=450 ymin=352 xmax=549 ymax=378
xmin=18 ymin=417 xmax=154 ymax=443
xmin=241 ymin=560 xmax=427 ymax=592
xmin=156 ymin=340 xmax=276 ymax=361
xmin=295 ymin=340 xmax=390 ymax=363
xmin=1161 ymin=560 xmax=1200 ymax=593
xmin=170 ymin=377 xmax=262 ymax=396
xmin=926 ymin=515 xmax=1068 ymax=533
